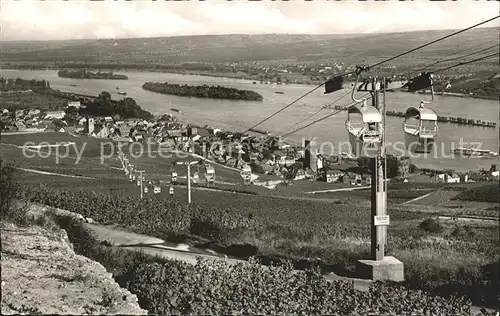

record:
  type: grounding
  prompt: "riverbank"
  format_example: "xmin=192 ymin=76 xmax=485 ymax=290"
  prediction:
xmin=416 ymin=90 xmax=499 ymax=101
xmin=57 ymin=69 xmax=128 ymax=80
xmin=4 ymin=66 xmax=499 ymax=101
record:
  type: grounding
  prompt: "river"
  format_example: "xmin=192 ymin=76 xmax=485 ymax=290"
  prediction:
xmin=2 ymin=69 xmax=499 ymax=172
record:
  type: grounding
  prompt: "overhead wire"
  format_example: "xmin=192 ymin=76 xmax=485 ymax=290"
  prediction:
xmin=280 ymin=51 xmax=498 ymax=139
xmin=432 ymin=51 xmax=499 ymax=73
xmin=280 ymin=93 xmax=371 ymax=139
xmin=411 ymin=42 xmax=500 ymax=74
xmin=279 ymin=90 xmax=351 ymax=135
xmin=242 ymin=15 xmax=500 ymax=135
xmin=402 ymin=39 xmax=499 ymax=74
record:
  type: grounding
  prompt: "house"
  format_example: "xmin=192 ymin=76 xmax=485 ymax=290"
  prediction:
xmin=27 ymin=109 xmax=40 ymax=117
xmin=75 ymin=124 xmax=85 ymax=133
xmin=278 ymin=142 xmax=291 ymax=149
xmin=213 ymin=128 xmax=222 ymax=135
xmin=67 ymin=101 xmax=81 ymax=108
xmin=249 ymin=152 xmax=259 ymax=162
xmin=167 ymin=129 xmax=183 ymax=138
xmin=2 ymin=109 xmax=9 ymax=115
xmin=448 ymin=173 xmax=461 ymax=183
xmin=294 ymin=169 xmax=306 ymax=180
xmin=45 ymin=111 xmax=65 ymax=119
xmin=188 ymin=127 xmax=198 ymax=136
xmin=104 ymin=116 xmax=114 ymax=123
xmin=361 ymin=174 xmax=372 ymax=185
xmin=275 ymin=155 xmax=296 ymax=166
xmin=14 ymin=121 xmax=26 ymax=131
xmin=58 ymin=127 xmax=66 ymax=133
xmin=96 ymin=126 xmax=110 ymax=138
xmin=119 ymin=125 xmax=131 ymax=137
xmin=115 ymin=136 xmax=133 ymax=143
xmin=197 ymin=127 xmax=211 ymax=138
xmin=326 ymin=170 xmax=343 ymax=183
xmin=304 ymin=168 xmax=316 ymax=180
xmin=434 ymin=173 xmax=460 ymax=183
xmin=460 ymin=173 xmax=469 ymax=182
xmin=342 ymin=172 xmax=362 ymax=186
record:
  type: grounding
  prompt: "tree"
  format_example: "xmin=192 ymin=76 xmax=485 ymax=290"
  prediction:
xmin=284 ymin=163 xmax=302 ymax=180
xmin=100 ymin=91 xmax=111 ymax=100
xmin=52 ymin=119 xmax=65 ymax=130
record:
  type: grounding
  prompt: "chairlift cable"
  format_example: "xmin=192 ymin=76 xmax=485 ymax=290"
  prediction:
xmin=242 ymin=15 xmax=499 ymax=134
xmin=282 ymin=50 xmax=496 ymax=139
xmin=411 ymin=42 xmax=500 ymax=75
xmin=279 ymin=90 xmax=351 ymax=136
xmin=281 ymin=94 xmax=372 ymax=139
xmin=432 ymin=52 xmax=499 ymax=73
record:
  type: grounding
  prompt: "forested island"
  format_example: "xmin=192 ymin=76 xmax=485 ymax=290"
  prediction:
xmin=57 ymin=70 xmax=128 ymax=80
xmin=142 ymin=82 xmax=264 ymax=101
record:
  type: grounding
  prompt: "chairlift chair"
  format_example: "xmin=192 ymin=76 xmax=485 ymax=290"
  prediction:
xmin=240 ymin=165 xmax=252 ymax=185
xmin=402 ymin=84 xmax=438 ymax=154
xmin=206 ymin=165 xmax=215 ymax=183
xmin=171 ymin=165 xmax=178 ymax=184
xmin=344 ymin=71 xmax=383 ymax=158
xmin=192 ymin=172 xmax=200 ymax=183
xmin=153 ymin=185 xmax=161 ymax=194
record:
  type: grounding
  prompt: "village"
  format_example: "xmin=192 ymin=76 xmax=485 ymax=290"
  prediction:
xmin=2 ymin=98 xmax=498 ymax=187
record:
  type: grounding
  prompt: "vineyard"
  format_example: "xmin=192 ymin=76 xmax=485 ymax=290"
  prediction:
xmin=453 ymin=183 xmax=500 ymax=203
xmin=59 ymin=216 xmax=484 ymax=316
xmin=16 ymin=182 xmax=500 ymax=309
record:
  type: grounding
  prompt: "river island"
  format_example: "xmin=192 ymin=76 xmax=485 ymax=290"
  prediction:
xmin=57 ymin=70 xmax=128 ymax=80
xmin=142 ymin=82 xmax=264 ymax=101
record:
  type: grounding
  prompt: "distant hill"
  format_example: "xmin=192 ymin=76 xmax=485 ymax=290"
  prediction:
xmin=1 ymin=28 xmax=497 ymax=65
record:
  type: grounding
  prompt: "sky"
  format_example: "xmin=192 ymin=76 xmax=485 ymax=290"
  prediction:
xmin=1 ymin=0 xmax=499 ymax=41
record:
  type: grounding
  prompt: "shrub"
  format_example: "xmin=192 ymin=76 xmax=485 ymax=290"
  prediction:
xmin=418 ymin=218 xmax=443 ymax=233
xmin=453 ymin=183 xmax=500 ymax=203
xmin=450 ymin=225 xmax=475 ymax=238
xmin=0 ymin=159 xmax=25 ymax=223
xmin=0 ymin=159 xmax=16 ymax=214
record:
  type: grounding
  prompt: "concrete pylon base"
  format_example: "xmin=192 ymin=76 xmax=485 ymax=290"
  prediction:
xmin=356 ymin=256 xmax=404 ymax=282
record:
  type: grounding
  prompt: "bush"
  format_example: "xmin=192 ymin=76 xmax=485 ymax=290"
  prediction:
xmin=0 ymin=159 xmax=23 ymax=222
xmin=453 ymin=183 xmax=500 ymax=203
xmin=450 ymin=225 xmax=475 ymax=238
xmin=0 ymin=159 xmax=16 ymax=212
xmin=418 ymin=218 xmax=443 ymax=233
